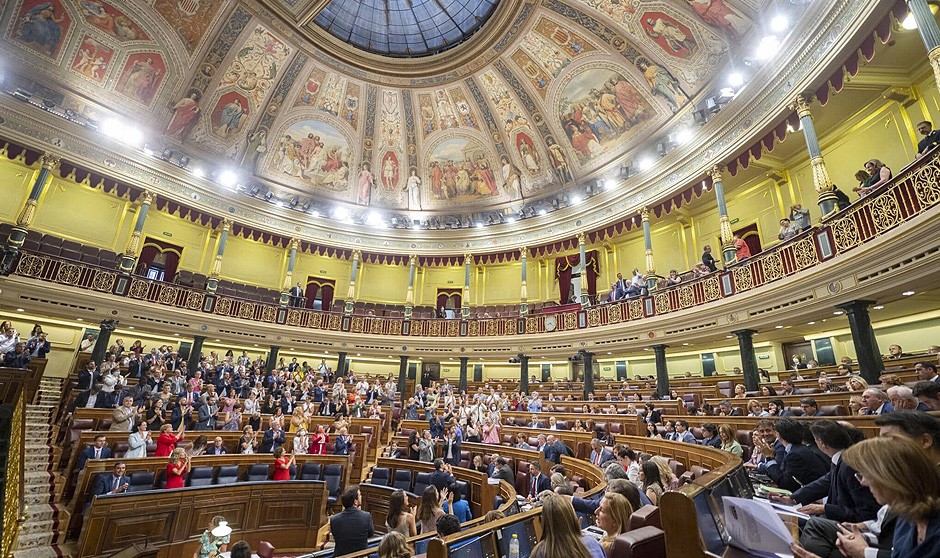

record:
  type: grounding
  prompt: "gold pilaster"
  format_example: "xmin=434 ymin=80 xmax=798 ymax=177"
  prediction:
xmin=719 ymin=215 xmax=734 ymax=246
xmin=641 ymin=207 xmax=654 ymax=276
xmin=928 ymin=46 xmax=940 ymax=93
xmin=519 ymin=246 xmax=528 ymax=303
xmin=809 ymin=155 xmax=834 ymax=195
xmin=405 ymin=254 xmax=417 ymax=306
xmin=791 ymin=94 xmax=812 ymax=119
xmin=708 ymin=165 xmax=722 ymax=184
xmin=346 ymin=249 xmax=361 ymax=301
xmin=15 ymin=200 xmax=38 ymax=228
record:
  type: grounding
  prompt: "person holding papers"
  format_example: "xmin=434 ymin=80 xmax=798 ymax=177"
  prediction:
xmin=755 ymin=418 xmax=829 ymax=492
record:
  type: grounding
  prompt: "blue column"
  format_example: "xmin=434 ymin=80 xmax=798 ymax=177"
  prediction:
xmin=907 ymin=0 xmax=940 ymax=97
xmin=405 ymin=254 xmax=417 ymax=319
xmin=119 ymin=191 xmax=154 ymax=274
xmin=279 ymin=238 xmax=300 ymax=307
xmin=709 ymin=166 xmax=737 ymax=265
xmin=2 ymin=154 xmax=58 ymax=273
xmin=343 ymin=250 xmax=361 ymax=315
xmin=462 ymin=254 xmax=472 ymax=319
xmin=578 ymin=233 xmax=588 ymax=307
xmin=206 ymin=219 xmax=231 ymax=294
xmin=640 ymin=208 xmax=656 ymax=289
xmin=519 ymin=247 xmax=528 ymax=316
xmin=793 ymin=95 xmax=837 ymax=217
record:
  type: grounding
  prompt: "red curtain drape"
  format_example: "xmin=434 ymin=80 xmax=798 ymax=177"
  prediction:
xmin=138 ymin=240 xmax=181 ymax=281
xmin=320 ymin=284 xmax=334 ymax=312
xmin=555 ymin=250 xmax=599 ymax=304
xmin=304 ymin=283 xmax=320 ymax=309
xmin=304 ymin=278 xmax=336 ymax=311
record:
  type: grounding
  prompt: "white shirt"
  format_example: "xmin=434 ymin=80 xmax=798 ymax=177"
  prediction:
xmin=0 ymin=333 xmax=19 ymax=354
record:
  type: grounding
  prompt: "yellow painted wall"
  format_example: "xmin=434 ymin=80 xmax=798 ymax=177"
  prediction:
xmin=0 ymin=158 xmax=35 ymax=222
xmin=357 ymin=261 xmax=409 ymax=302
xmin=143 ymin=210 xmax=213 ymax=274
xmin=420 ymin=266 xmax=464 ymax=306
xmin=218 ymin=235 xmax=283 ymax=288
xmin=292 ymin=253 xmax=351 ymax=297
xmin=32 ymin=180 xmax=127 ymax=250
xmin=481 ymin=263 xmax=522 ymax=303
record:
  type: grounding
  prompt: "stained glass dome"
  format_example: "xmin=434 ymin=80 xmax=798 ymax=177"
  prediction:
xmin=314 ymin=0 xmax=500 ymax=57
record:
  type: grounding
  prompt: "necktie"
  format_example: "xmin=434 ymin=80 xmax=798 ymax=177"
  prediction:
xmin=112 ymin=477 xmax=119 ymax=492
xmin=95 ymin=448 xmax=101 ymax=459
xmin=530 ymin=476 xmax=536 ymax=497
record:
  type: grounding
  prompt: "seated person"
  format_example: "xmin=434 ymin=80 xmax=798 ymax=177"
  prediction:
xmin=754 ymin=418 xmax=829 ymax=492
xmin=665 ymin=269 xmax=682 ymax=286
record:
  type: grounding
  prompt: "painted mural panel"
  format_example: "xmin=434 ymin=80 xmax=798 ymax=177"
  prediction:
xmin=210 ymin=91 xmax=249 ymax=138
xmin=153 ymin=0 xmax=225 ymax=55
xmin=557 ymin=64 xmax=654 ymax=162
xmin=267 ymin=118 xmax=353 ymax=194
xmin=69 ymin=33 xmax=112 ymax=83
xmin=9 ymin=0 xmax=73 ymax=61
xmin=686 ymin=0 xmax=749 ymax=37
xmin=114 ymin=51 xmax=165 ymax=107
xmin=426 ymin=136 xmax=501 ymax=204
xmin=78 ymin=0 xmax=149 ymax=41
xmin=166 ymin=89 xmax=202 ymax=139
xmin=217 ymin=26 xmax=291 ymax=109
xmin=512 ymin=16 xmax=597 ymax=97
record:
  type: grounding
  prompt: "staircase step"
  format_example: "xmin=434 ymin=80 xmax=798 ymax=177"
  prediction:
xmin=12 ymin=547 xmax=66 ymax=558
xmin=13 ymin=532 xmax=57 ymax=549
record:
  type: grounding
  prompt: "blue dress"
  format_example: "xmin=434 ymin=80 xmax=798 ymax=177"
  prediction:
xmin=892 ymin=511 xmax=940 ymax=558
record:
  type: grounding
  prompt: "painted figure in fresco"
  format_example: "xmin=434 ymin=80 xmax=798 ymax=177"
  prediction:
xmin=637 ymin=58 xmax=687 ymax=112
xmin=18 ymin=2 xmax=65 ymax=57
xmin=243 ymin=130 xmax=267 ymax=173
xmin=547 ymin=138 xmax=572 ymax=183
xmin=644 ymin=16 xmax=695 ymax=57
xmin=501 ymin=156 xmax=522 ymax=200
xmin=405 ymin=169 xmax=422 ymax=211
xmin=686 ymin=0 xmax=747 ymax=37
xmin=519 ymin=141 xmax=540 ymax=173
xmin=382 ymin=153 xmax=398 ymax=189
xmin=80 ymin=1 xmax=141 ymax=41
xmin=357 ymin=163 xmax=375 ymax=206
xmin=120 ymin=57 xmax=162 ymax=103
xmin=73 ymin=41 xmax=109 ymax=80
xmin=166 ymin=90 xmax=201 ymax=138
xmin=475 ymin=156 xmax=498 ymax=196
xmin=429 ymin=161 xmax=443 ymax=200
xmin=300 ymin=134 xmax=324 ymax=172
xmin=217 ymin=99 xmax=247 ymax=137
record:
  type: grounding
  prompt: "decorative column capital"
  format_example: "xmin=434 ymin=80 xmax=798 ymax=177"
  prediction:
xmin=289 ymin=237 xmax=300 ymax=251
xmin=519 ymin=246 xmax=528 ymax=259
xmin=577 ymin=232 xmax=586 ymax=246
xmin=219 ymin=219 xmax=232 ymax=233
xmin=351 ymin=249 xmax=362 ymax=262
xmin=463 ymin=253 xmax=473 ymax=266
xmin=139 ymin=190 xmax=155 ymax=206
xmin=708 ymin=165 xmax=723 ymax=183
xmin=408 ymin=253 xmax=418 ymax=268
xmin=39 ymin=153 xmax=60 ymax=171
xmin=640 ymin=207 xmax=651 ymax=222
xmin=791 ymin=94 xmax=812 ymax=118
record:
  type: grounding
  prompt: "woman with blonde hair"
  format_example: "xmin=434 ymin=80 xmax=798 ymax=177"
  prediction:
xmin=595 ymin=492 xmax=633 ymax=552
xmin=164 ymin=447 xmax=190 ymax=489
xmin=733 ymin=384 xmax=747 ymax=399
xmin=846 ymin=375 xmax=868 ymax=392
xmin=718 ymin=424 xmax=743 ymax=458
xmin=747 ymin=399 xmax=768 ymax=417
xmin=848 ymin=395 xmax=864 ymax=415
xmin=377 ymin=531 xmax=412 ymax=558
xmin=531 ymin=494 xmax=605 ymax=558
xmin=649 ymin=455 xmax=680 ymax=491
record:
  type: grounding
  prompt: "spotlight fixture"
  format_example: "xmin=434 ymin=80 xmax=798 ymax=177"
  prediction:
xmin=475 ymin=221 xmax=484 ymax=228
xmin=638 ymin=158 xmax=654 ymax=171
xmin=192 ymin=167 xmax=205 ymax=178
xmin=770 ymin=15 xmax=789 ymax=32
xmin=264 ymin=191 xmax=274 ymax=202
xmin=301 ymin=201 xmax=311 ymax=212
xmin=537 ymin=208 xmax=547 ymax=216
xmin=571 ymin=195 xmax=582 ymax=205
xmin=289 ymin=197 xmax=299 ymax=209
xmin=248 ymin=185 xmax=261 ymax=197
xmin=728 ymin=72 xmax=745 ymax=88
xmin=755 ymin=35 xmax=781 ymax=60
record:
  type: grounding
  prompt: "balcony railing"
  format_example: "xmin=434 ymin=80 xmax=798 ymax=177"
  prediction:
xmin=11 ymin=150 xmax=940 ymax=337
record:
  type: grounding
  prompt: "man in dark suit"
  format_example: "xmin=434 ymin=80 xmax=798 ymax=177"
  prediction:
xmin=799 ymin=397 xmax=826 ymax=417
xmin=442 ymin=430 xmax=461 ymax=467
xmin=717 ymin=400 xmax=743 ymax=417
xmin=79 ymin=434 xmax=112 ymax=469
xmin=776 ymin=420 xmax=879 ymax=522
xmin=260 ymin=422 xmax=286 ymax=453
xmin=77 ymin=360 xmax=98 ymax=391
xmin=489 ymin=456 xmax=514 ymax=484
xmin=289 ymin=283 xmax=304 ymax=307
xmin=916 ymin=120 xmax=940 ymax=157
xmin=70 ymin=384 xmax=109 ymax=412
xmin=91 ymin=462 xmax=129 ymax=499
xmin=547 ymin=416 xmax=566 ymax=430
xmin=758 ymin=418 xmax=829 ymax=492
xmin=542 ymin=434 xmax=562 ymax=464
xmin=196 ymin=395 xmax=218 ymax=430
xmin=526 ymin=462 xmax=550 ymax=499
xmin=329 ymin=486 xmax=374 ymax=556
xmin=861 ymin=389 xmax=894 ymax=415
xmin=430 ymin=459 xmax=457 ymax=491
xmin=589 ymin=439 xmax=614 ymax=466
xmin=915 ymin=361 xmax=940 ymax=383
xmin=205 ymin=436 xmax=228 ymax=455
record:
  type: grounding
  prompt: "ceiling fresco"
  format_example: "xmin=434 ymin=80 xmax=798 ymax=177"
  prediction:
xmin=0 ymin=0 xmax=769 ymax=215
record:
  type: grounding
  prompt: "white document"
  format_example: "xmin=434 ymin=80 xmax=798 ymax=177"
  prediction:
xmin=723 ymin=496 xmax=794 ymax=557
xmin=767 ymin=500 xmax=811 ymax=520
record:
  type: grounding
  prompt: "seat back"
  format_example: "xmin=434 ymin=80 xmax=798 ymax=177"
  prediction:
xmin=392 ymin=470 xmax=413 ymax=492
xmin=611 ymin=526 xmax=666 ymax=558
xmin=126 ymin=471 xmax=155 ymax=493
xmin=370 ymin=467 xmax=390 ymax=486
xmin=323 ymin=464 xmax=343 ymax=499
xmin=246 ymin=464 xmax=270 ymax=482
xmin=188 ymin=466 xmax=214 ymax=487
xmin=629 ymin=505 xmax=661 ymax=530
xmin=257 ymin=541 xmax=275 ymax=558
xmin=412 ymin=472 xmax=432 ymax=496
xmin=514 ymin=471 xmax=529 ymax=496
xmin=300 ymin=462 xmax=322 ymax=481
xmin=215 ymin=465 xmax=240 ymax=485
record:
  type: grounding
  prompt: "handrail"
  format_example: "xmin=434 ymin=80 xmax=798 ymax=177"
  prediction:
xmin=0 ymin=367 xmax=33 ymax=556
xmin=9 ymin=145 xmax=940 ymax=339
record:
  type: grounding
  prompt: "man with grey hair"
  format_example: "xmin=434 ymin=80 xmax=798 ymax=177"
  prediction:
xmin=887 ymin=385 xmax=927 ymax=411
xmin=861 ymin=388 xmax=894 ymax=415
xmin=571 ymin=462 xmax=652 ymax=516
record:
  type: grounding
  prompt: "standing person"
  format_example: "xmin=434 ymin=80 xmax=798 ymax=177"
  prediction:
xmin=125 ymin=421 xmax=151 ymax=459
xmin=329 ymin=486 xmax=375 ymax=556
xmin=272 ymin=447 xmax=294 ymax=481
xmin=164 ymin=448 xmax=190 ymax=489
xmin=154 ymin=423 xmax=185 ymax=458
xmin=418 ymin=430 xmax=435 ymax=462
xmin=385 ymin=489 xmax=417 ymax=538
xmin=701 ymin=245 xmax=718 ymax=272
xmin=416 ymin=485 xmax=446 ymax=534
xmin=733 ymin=234 xmax=751 ymax=261
xmin=790 ymin=204 xmax=811 ymax=231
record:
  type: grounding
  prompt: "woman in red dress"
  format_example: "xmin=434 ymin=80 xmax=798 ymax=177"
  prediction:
xmin=154 ymin=423 xmax=185 ymax=457
xmin=310 ymin=425 xmax=328 ymax=455
xmin=272 ymin=447 xmax=295 ymax=481
xmin=165 ymin=448 xmax=190 ymax=489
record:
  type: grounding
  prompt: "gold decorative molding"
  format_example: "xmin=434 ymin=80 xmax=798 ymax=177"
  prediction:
xmin=39 ymin=153 xmax=60 ymax=171
xmin=791 ymin=94 xmax=812 ymax=118
xmin=640 ymin=207 xmax=651 ymax=222
xmin=708 ymin=165 xmax=723 ymax=184
xmin=577 ymin=233 xmax=586 ymax=246
xmin=809 ymin=155 xmax=834 ymax=194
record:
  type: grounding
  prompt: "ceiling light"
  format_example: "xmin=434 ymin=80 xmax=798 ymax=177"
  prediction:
xmin=728 ymin=72 xmax=745 ymax=87
xmin=807 ymin=321 xmax=815 ymax=325
xmin=253 ymin=344 xmax=258 ymax=347
xmin=604 ymin=179 xmax=616 ymax=190
xmin=681 ymin=343 xmax=689 ymax=346
xmin=833 ymin=311 xmax=844 ymax=315
xmin=537 ymin=209 xmax=547 ymax=216
xmin=770 ymin=15 xmax=789 ymax=32
xmin=173 ymin=333 xmax=180 ymax=336
xmin=775 ymin=325 xmax=784 ymax=329
xmin=192 ymin=167 xmax=205 ymax=178
xmin=356 ymin=353 xmax=361 ymax=356
xmin=215 ymin=339 xmax=221 ymax=342
xmin=675 ymin=128 xmax=693 ymax=145
xmin=412 ymin=223 xmax=421 ymax=230
xmin=873 ymin=305 xmax=884 ymax=310
xmin=274 ymin=200 xmax=283 ymax=207
xmin=218 ymin=170 xmax=238 ymax=188
xmin=506 ymin=216 xmax=516 ymax=224
xmin=638 ymin=158 xmax=654 ymax=171
xmin=726 ymin=335 xmax=733 ymax=339
xmin=333 ymin=206 xmax=349 ymax=221
xmin=101 ymin=119 xmax=143 ymax=146
xmin=366 ymin=212 xmax=383 ymax=226
xmin=16 ymin=308 xmax=24 ymax=312
xmin=902 ymin=290 xmax=916 ymax=296
xmin=755 ymin=35 xmax=781 ymax=60
xmin=899 ymin=8 xmax=938 ymax=31
xmin=128 ymin=326 xmax=135 ymax=329
xmin=475 ymin=221 xmax=484 ymax=228
xmin=606 ymin=352 xmax=612 ymax=355
xmin=571 ymin=195 xmax=582 ymax=205
xmin=643 ymin=348 xmax=650 ymax=351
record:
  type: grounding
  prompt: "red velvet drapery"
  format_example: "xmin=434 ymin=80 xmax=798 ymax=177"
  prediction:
xmin=555 ymin=250 xmax=599 ymax=304
xmin=138 ymin=237 xmax=181 ymax=281
xmin=304 ymin=278 xmax=335 ymax=311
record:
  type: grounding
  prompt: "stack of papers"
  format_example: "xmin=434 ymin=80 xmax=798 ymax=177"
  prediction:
xmin=723 ymin=497 xmax=795 ymax=557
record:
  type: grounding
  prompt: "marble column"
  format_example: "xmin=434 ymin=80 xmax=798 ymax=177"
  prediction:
xmin=398 ymin=355 xmax=409 ymax=404
xmin=118 ymin=191 xmax=155 ymax=275
xmin=907 ymin=0 xmax=940 ymax=91
xmin=266 ymin=345 xmax=280 ymax=373
xmin=791 ymin=95 xmax=837 ymax=217
xmin=1 ymin=153 xmax=59 ymax=274
xmin=733 ymin=329 xmax=760 ymax=391
xmin=836 ymin=300 xmax=884 ymax=384
xmin=582 ymin=350 xmax=595 ymax=399
xmin=462 ymin=254 xmax=472 ymax=319
xmin=458 ymin=357 xmax=469 ymax=393
xmin=206 ymin=219 xmax=232 ymax=294
xmin=641 ymin=207 xmax=656 ymax=289
xmin=519 ymin=247 xmax=529 ymax=316
xmin=336 ymin=351 xmax=347 ymax=379
xmin=578 ymin=233 xmax=589 ymax=307
xmin=188 ymin=335 xmax=205 ymax=374
xmin=90 ymin=319 xmax=117 ymax=367
xmin=519 ymin=354 xmax=530 ymax=394
xmin=279 ymin=238 xmax=300 ymax=308
xmin=709 ymin=166 xmax=737 ymax=265
xmin=343 ymin=250 xmax=361 ymax=316
xmin=405 ymin=254 xmax=417 ymax=319
xmin=652 ymin=344 xmax=669 ymax=396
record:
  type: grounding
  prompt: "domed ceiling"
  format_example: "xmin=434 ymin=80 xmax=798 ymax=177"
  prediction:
xmin=0 ymin=0 xmax=768 ymax=218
